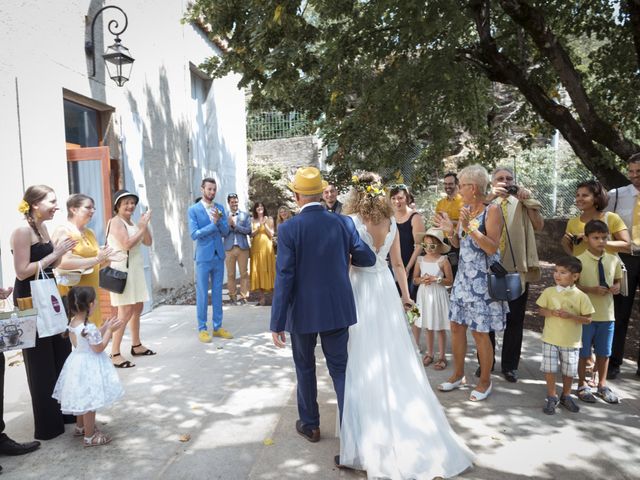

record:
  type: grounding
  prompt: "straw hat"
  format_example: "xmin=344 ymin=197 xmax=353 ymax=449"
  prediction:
xmin=414 ymin=228 xmax=451 ymax=254
xmin=288 ymin=167 xmax=328 ymax=195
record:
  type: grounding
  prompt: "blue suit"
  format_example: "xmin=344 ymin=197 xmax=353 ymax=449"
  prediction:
xmin=222 ymin=211 xmax=252 ymax=251
xmin=188 ymin=201 xmax=229 ymax=331
xmin=270 ymin=204 xmax=375 ymax=429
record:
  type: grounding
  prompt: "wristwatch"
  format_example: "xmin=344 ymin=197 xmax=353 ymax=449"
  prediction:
xmin=436 ymin=277 xmax=442 ymax=284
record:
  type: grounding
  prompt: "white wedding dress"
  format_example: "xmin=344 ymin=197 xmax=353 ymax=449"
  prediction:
xmin=340 ymin=216 xmax=474 ymax=479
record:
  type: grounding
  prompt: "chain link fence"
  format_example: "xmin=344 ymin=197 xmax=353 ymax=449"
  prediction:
xmin=247 ymin=111 xmax=313 ymax=141
xmin=414 ymin=144 xmax=594 ymax=222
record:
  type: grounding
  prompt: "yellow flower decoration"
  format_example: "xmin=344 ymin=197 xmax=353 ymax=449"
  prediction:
xmin=351 ymin=175 xmax=359 ymax=183
xmin=18 ymin=200 xmax=30 ymax=214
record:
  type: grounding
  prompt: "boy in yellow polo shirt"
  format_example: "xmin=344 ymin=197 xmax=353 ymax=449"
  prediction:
xmin=537 ymin=256 xmax=594 ymax=415
xmin=576 ymin=220 xmax=622 ymax=404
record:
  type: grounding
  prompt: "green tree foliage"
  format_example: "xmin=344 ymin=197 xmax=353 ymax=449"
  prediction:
xmin=187 ymin=0 xmax=640 ymax=188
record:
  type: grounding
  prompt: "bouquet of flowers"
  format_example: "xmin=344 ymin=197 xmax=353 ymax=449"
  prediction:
xmin=406 ymin=304 xmax=420 ymax=325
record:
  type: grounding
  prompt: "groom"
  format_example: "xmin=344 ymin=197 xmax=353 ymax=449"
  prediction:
xmin=270 ymin=167 xmax=376 ymax=444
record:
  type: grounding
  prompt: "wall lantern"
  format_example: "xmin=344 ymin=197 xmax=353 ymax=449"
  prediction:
xmin=85 ymin=5 xmax=134 ymax=87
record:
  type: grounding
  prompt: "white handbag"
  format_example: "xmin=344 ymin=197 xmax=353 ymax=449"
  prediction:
xmin=29 ymin=262 xmax=68 ymax=337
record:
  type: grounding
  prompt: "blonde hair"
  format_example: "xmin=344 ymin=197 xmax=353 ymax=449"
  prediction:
xmin=343 ymin=172 xmax=393 ymax=223
xmin=458 ymin=164 xmax=491 ymax=197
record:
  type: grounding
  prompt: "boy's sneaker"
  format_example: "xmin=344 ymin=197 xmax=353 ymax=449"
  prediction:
xmin=596 ymin=385 xmax=620 ymax=404
xmin=559 ymin=394 xmax=580 ymax=413
xmin=543 ymin=396 xmax=559 ymax=415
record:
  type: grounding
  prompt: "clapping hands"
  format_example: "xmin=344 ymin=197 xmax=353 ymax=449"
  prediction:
xmin=433 ymin=212 xmax=454 ymax=237
xmin=53 ymin=236 xmax=78 ymax=258
xmin=104 ymin=316 xmax=124 ymax=332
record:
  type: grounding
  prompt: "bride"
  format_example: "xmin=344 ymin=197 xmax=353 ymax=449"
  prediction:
xmin=338 ymin=173 xmax=474 ymax=479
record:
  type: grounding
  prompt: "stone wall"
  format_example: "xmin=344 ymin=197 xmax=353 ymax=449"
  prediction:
xmin=248 ymin=135 xmax=323 ymax=169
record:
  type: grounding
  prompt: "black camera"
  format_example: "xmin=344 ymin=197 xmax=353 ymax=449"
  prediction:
xmin=569 ymin=234 xmax=582 ymax=245
xmin=505 ymin=185 xmax=519 ymax=195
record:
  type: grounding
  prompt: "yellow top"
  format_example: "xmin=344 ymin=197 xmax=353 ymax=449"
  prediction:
xmin=576 ymin=250 xmax=622 ymax=321
xmin=536 ymin=286 xmax=594 ymax=348
xmin=565 ymin=212 xmax=627 ymax=256
xmin=57 ymin=227 xmax=103 ymax=326
xmin=435 ymin=194 xmax=464 ymax=221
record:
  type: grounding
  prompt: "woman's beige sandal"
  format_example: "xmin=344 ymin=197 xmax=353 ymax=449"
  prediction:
xmin=84 ymin=432 xmax=112 ymax=447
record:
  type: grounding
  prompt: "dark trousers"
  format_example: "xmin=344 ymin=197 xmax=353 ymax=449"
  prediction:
xmin=611 ymin=254 xmax=640 ymax=369
xmin=290 ymin=328 xmax=349 ymax=429
xmin=0 ymin=353 xmax=4 ymax=435
xmin=22 ymin=334 xmax=73 ymax=440
xmin=484 ymin=284 xmax=530 ymax=372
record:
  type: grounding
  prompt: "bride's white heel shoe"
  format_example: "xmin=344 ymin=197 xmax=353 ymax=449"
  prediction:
xmin=438 ymin=376 xmax=466 ymax=392
xmin=469 ymin=382 xmax=493 ymax=402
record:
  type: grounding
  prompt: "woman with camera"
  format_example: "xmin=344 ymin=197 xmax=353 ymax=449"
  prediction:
xmin=562 ymin=180 xmax=629 ymax=256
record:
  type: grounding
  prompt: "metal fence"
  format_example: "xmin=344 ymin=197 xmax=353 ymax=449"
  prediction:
xmin=246 ymin=111 xmax=313 ymax=141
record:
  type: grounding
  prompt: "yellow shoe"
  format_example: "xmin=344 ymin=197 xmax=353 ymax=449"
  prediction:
xmin=212 ymin=327 xmax=233 ymax=339
xmin=198 ymin=331 xmax=212 ymax=343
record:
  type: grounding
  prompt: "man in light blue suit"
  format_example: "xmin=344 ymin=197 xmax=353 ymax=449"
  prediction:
xmin=270 ymin=167 xmax=376 ymax=447
xmin=188 ymin=178 xmax=233 ymax=342
xmin=223 ymin=193 xmax=252 ymax=305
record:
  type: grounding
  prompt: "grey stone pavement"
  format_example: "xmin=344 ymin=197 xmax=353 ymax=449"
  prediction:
xmin=2 ymin=303 xmax=640 ymax=479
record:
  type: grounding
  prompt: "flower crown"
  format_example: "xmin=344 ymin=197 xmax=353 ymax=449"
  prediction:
xmin=351 ymin=174 xmax=385 ymax=198
xmin=18 ymin=200 xmax=30 ymax=215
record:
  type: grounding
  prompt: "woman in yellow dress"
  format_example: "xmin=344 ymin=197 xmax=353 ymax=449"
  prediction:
xmin=53 ymin=194 xmax=114 ymax=326
xmin=250 ymin=202 xmax=276 ymax=306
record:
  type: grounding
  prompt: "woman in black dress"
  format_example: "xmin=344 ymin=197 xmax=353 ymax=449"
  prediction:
xmin=11 ymin=185 xmax=77 ymax=440
xmin=389 ymin=184 xmax=425 ymax=300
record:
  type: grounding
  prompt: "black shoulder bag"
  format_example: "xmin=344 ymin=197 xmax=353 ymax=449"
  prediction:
xmin=98 ymin=220 xmax=129 ymax=294
xmin=484 ymin=204 xmax=523 ymax=302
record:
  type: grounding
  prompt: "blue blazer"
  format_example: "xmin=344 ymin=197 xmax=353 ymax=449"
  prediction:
xmin=223 ymin=210 xmax=252 ymax=251
xmin=188 ymin=201 xmax=230 ymax=262
xmin=270 ymin=205 xmax=376 ymax=334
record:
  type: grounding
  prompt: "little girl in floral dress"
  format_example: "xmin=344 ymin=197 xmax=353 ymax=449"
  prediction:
xmin=53 ymin=286 xmax=124 ymax=446
xmin=412 ymin=229 xmax=454 ymax=370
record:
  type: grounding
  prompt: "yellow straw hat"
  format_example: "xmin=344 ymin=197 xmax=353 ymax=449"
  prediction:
xmin=288 ymin=167 xmax=328 ymax=195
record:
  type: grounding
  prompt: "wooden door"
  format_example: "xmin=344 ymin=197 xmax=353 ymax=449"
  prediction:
xmin=66 ymin=146 xmax=114 ymax=319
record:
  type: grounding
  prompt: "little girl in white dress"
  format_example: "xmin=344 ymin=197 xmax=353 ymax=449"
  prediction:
xmin=413 ymin=229 xmax=453 ymax=370
xmin=52 ymin=286 xmax=124 ymax=447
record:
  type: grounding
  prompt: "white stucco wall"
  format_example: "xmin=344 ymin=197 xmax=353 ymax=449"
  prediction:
xmin=0 ymin=0 xmax=247 ymax=293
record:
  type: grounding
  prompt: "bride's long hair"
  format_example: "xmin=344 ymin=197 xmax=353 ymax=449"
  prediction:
xmin=343 ymin=172 xmax=393 ymax=224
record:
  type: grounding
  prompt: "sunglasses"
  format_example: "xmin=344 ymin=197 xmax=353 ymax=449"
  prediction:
xmin=227 ymin=193 xmax=238 ymax=199
xmin=422 ymin=243 xmax=439 ymax=251
xmin=389 ymin=184 xmax=408 ymax=190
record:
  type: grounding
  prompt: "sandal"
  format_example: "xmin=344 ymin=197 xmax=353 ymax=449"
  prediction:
xmin=110 ymin=353 xmax=135 ymax=368
xmin=74 ymin=425 xmax=100 ymax=437
xmin=422 ymin=354 xmax=434 ymax=367
xmin=84 ymin=431 xmax=111 ymax=447
xmin=577 ymin=386 xmax=596 ymax=403
xmin=434 ymin=358 xmax=447 ymax=370
xmin=596 ymin=385 xmax=620 ymax=404
xmin=130 ymin=344 xmax=157 ymax=356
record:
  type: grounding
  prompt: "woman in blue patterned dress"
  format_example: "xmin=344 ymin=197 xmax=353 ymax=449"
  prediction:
xmin=434 ymin=165 xmax=508 ymax=402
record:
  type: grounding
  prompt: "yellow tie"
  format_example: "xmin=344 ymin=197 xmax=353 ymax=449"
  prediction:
xmin=632 ymin=196 xmax=640 ymax=246
xmin=499 ymin=198 xmax=509 ymax=253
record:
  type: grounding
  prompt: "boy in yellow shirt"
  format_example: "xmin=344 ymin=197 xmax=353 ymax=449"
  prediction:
xmin=576 ymin=220 xmax=622 ymax=404
xmin=537 ymin=256 xmax=594 ymax=415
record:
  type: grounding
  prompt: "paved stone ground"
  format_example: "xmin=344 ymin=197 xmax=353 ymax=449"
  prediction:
xmin=2 ymin=304 xmax=639 ymax=479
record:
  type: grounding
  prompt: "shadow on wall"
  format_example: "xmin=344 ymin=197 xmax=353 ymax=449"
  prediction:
xmin=124 ymin=66 xmax=238 ymax=292
xmin=124 ymin=67 xmax=191 ymax=291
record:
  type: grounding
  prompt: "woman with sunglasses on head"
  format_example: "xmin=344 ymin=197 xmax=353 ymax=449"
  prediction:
xmin=52 ymin=194 xmax=115 ymax=327
xmin=561 ymin=180 xmax=629 ymax=257
xmin=389 ymin=184 xmax=425 ymax=299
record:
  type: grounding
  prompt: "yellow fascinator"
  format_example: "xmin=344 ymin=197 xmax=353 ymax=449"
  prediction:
xmin=18 ymin=200 xmax=30 ymax=214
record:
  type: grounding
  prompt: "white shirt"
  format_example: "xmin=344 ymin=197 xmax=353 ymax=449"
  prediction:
xmin=300 ymin=202 xmax=321 ymax=212
xmin=605 ymin=184 xmax=639 ymax=229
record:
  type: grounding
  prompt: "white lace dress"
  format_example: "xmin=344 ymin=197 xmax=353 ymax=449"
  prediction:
xmin=415 ymin=256 xmax=450 ymax=331
xmin=52 ymin=323 xmax=124 ymax=415
xmin=340 ymin=215 xmax=474 ymax=479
